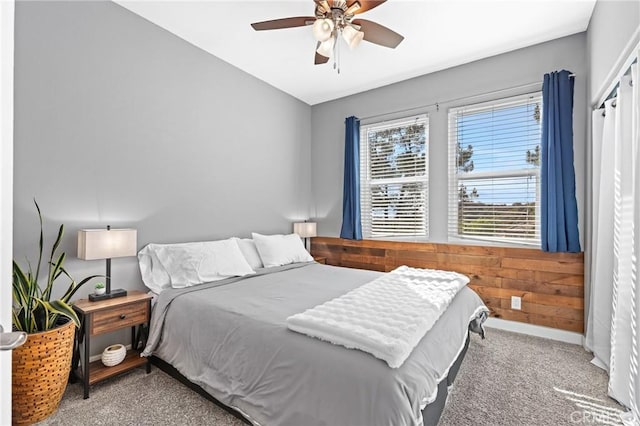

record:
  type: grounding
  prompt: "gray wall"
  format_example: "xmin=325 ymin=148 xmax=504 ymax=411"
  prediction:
xmin=13 ymin=1 xmax=311 ymax=302
xmin=311 ymin=34 xmax=587 ymax=245
xmin=583 ymin=1 xmax=639 ymax=332
xmin=587 ymin=0 xmax=639 ymax=105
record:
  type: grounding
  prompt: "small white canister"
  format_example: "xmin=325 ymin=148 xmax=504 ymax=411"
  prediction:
xmin=101 ymin=344 xmax=126 ymax=367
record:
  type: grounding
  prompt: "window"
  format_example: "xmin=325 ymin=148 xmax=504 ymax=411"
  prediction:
xmin=448 ymin=93 xmax=542 ymax=246
xmin=360 ymin=115 xmax=428 ymax=238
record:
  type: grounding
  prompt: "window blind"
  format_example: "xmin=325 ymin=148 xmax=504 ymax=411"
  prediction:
xmin=448 ymin=93 xmax=542 ymax=245
xmin=360 ymin=115 xmax=428 ymax=238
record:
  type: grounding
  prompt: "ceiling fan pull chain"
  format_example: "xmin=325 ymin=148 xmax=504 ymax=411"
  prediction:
xmin=336 ymin=34 xmax=341 ymax=74
xmin=333 ymin=34 xmax=338 ymax=70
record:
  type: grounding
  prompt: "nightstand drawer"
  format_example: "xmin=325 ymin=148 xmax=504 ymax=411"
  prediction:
xmin=91 ymin=302 xmax=148 ymax=335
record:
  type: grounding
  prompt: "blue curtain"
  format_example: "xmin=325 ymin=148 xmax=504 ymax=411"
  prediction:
xmin=340 ymin=116 xmax=362 ymax=240
xmin=541 ymin=70 xmax=581 ymax=252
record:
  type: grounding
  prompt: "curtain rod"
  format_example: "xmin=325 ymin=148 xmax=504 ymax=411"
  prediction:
xmin=359 ymin=80 xmax=546 ymax=123
xmin=593 ymin=32 xmax=639 ymax=109
xmin=596 ymin=58 xmax=637 ymax=110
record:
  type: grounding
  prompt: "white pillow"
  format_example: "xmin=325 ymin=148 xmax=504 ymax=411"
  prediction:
xmin=138 ymin=239 xmax=255 ymax=291
xmin=138 ymin=243 xmax=172 ymax=294
xmin=251 ymin=232 xmax=314 ymax=268
xmin=233 ymin=238 xmax=264 ymax=270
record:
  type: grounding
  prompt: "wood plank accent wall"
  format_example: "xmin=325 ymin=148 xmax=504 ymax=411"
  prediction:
xmin=311 ymin=237 xmax=585 ymax=333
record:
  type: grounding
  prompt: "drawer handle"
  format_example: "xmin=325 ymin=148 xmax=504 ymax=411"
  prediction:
xmin=120 ymin=314 xmax=126 ymax=320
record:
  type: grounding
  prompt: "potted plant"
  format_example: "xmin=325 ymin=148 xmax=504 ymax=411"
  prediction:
xmin=94 ymin=282 xmax=106 ymax=296
xmin=12 ymin=200 xmax=99 ymax=425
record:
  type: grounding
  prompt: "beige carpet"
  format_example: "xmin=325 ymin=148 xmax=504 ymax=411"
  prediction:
xmin=38 ymin=329 xmax=625 ymax=426
xmin=439 ymin=329 xmax=624 ymax=426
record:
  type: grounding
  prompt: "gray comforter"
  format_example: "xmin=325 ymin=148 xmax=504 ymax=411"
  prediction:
xmin=143 ymin=262 xmax=488 ymax=426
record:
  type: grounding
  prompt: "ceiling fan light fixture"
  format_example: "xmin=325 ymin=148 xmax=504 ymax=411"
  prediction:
xmin=312 ymin=18 xmax=334 ymax=42
xmin=342 ymin=25 xmax=364 ymax=49
xmin=316 ymin=37 xmax=335 ymax=58
xmin=345 ymin=1 xmax=361 ymax=15
xmin=250 ymin=0 xmax=403 ymax=72
xmin=317 ymin=0 xmax=331 ymax=14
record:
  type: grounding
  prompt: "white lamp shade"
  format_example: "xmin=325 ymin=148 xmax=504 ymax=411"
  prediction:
xmin=77 ymin=229 xmax=137 ymax=260
xmin=316 ymin=37 xmax=335 ymax=58
xmin=342 ymin=25 xmax=364 ymax=49
xmin=312 ymin=18 xmax=334 ymax=42
xmin=293 ymin=222 xmax=317 ymax=238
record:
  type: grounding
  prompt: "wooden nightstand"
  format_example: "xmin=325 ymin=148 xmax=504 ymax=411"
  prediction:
xmin=72 ymin=291 xmax=152 ymax=399
xmin=313 ymin=256 xmax=327 ymax=264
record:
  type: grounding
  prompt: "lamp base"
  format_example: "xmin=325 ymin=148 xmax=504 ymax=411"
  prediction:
xmin=89 ymin=288 xmax=128 ymax=302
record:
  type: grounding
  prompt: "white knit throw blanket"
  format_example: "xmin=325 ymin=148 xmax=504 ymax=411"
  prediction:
xmin=287 ymin=266 xmax=470 ymax=368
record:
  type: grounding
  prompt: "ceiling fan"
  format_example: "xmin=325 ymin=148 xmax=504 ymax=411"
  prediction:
xmin=250 ymin=0 xmax=404 ymax=70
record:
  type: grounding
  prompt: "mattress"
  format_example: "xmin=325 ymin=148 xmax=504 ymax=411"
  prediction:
xmin=143 ymin=262 xmax=488 ymax=426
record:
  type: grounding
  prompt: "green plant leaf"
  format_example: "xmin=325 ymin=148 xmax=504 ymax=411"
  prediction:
xmin=32 ymin=304 xmax=48 ymax=331
xmin=12 ymin=309 xmax=24 ymax=332
xmin=44 ymin=252 xmax=66 ymax=301
xmin=61 ymin=274 xmax=102 ymax=303
xmin=13 ymin=201 xmax=97 ymax=333
xmin=12 ymin=262 xmax=29 ymax=306
xmin=12 ymin=261 xmax=33 ymax=331
xmin=34 ymin=199 xmax=44 ymax=285
xmin=34 ymin=298 xmax=80 ymax=329
xmin=45 ymin=224 xmax=64 ymax=300
xmin=54 ymin=268 xmax=64 ymax=280
xmin=50 ymin=224 xmax=64 ymax=263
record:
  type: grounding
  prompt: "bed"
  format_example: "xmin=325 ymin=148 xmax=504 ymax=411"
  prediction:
xmin=142 ymin=260 xmax=488 ymax=426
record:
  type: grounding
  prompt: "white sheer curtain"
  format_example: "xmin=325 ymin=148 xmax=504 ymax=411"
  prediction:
xmin=588 ymin=55 xmax=639 ymax=424
xmin=587 ymin=98 xmax=616 ymax=370
xmin=615 ymin=60 xmax=640 ymax=425
xmin=630 ymin=60 xmax=640 ymax=425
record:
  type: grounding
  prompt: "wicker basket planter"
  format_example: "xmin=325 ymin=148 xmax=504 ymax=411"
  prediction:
xmin=12 ymin=319 xmax=76 ymax=425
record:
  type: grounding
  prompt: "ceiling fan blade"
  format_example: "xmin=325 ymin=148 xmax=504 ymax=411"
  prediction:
xmin=251 ymin=16 xmax=315 ymax=31
xmin=351 ymin=0 xmax=387 ymax=14
xmin=315 ymin=42 xmax=330 ymax=65
xmin=352 ymin=19 xmax=404 ymax=48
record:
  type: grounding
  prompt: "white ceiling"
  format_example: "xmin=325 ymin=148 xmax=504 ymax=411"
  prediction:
xmin=115 ymin=0 xmax=597 ymax=105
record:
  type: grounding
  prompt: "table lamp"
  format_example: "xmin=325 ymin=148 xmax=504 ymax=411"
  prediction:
xmin=293 ymin=222 xmax=317 ymax=252
xmin=77 ymin=226 xmax=137 ymax=301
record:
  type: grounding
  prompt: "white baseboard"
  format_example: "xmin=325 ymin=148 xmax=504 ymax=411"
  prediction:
xmin=89 ymin=344 xmax=133 ymax=363
xmin=484 ymin=317 xmax=584 ymax=345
